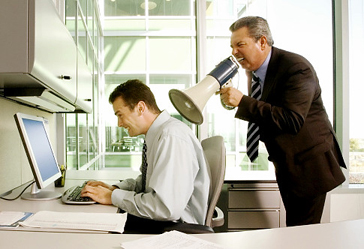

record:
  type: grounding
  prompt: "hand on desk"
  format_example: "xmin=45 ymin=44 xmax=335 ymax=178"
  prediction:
xmin=81 ymin=181 xmax=117 ymax=205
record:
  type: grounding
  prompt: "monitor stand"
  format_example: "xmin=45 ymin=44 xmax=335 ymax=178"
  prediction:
xmin=21 ymin=182 xmax=62 ymax=201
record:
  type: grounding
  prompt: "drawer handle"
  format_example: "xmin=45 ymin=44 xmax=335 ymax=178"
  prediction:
xmin=59 ymin=75 xmax=71 ymax=80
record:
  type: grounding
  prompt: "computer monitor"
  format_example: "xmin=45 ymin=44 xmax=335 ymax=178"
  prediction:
xmin=14 ymin=112 xmax=62 ymax=200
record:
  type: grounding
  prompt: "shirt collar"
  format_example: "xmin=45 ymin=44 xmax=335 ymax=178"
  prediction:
xmin=145 ymin=110 xmax=170 ymax=144
xmin=254 ymin=49 xmax=272 ymax=84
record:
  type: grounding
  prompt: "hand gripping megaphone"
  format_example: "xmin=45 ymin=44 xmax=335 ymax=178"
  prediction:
xmin=168 ymin=56 xmax=239 ymax=125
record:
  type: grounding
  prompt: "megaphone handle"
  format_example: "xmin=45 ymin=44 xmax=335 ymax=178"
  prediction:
xmin=220 ymin=80 xmax=235 ymax=110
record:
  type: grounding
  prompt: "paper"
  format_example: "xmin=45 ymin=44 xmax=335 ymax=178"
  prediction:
xmin=19 ymin=211 xmax=126 ymax=233
xmin=120 ymin=230 xmax=225 ymax=249
xmin=0 ymin=211 xmax=33 ymax=228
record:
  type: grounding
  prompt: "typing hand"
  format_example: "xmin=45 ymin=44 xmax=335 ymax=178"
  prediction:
xmin=84 ymin=180 xmax=117 ymax=191
xmin=81 ymin=183 xmax=113 ymax=205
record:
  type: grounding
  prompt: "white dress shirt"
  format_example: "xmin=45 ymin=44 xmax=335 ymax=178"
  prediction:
xmin=111 ymin=110 xmax=210 ymax=225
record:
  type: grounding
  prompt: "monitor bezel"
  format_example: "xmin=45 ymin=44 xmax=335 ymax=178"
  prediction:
xmin=14 ymin=112 xmax=61 ymax=190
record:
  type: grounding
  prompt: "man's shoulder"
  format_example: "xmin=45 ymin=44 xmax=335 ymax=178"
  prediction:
xmin=272 ymin=47 xmax=310 ymax=64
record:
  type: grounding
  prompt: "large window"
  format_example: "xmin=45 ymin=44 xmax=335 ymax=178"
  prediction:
xmin=203 ymin=0 xmax=334 ymax=180
xmin=64 ymin=0 xmax=337 ymax=182
xmin=65 ymin=0 xmax=103 ymax=170
xmin=99 ymin=0 xmax=334 ymax=181
xmin=348 ymin=0 xmax=364 ymax=183
xmin=103 ymin=0 xmax=196 ymax=170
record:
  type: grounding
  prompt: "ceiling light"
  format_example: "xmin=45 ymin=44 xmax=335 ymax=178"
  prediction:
xmin=140 ymin=1 xmax=157 ymax=10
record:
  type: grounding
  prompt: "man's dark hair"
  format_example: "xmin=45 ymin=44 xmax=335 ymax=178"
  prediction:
xmin=109 ymin=79 xmax=161 ymax=114
xmin=229 ymin=16 xmax=274 ymax=46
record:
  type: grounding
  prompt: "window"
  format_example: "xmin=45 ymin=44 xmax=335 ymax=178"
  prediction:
xmin=64 ymin=0 xmax=335 ymax=181
xmin=348 ymin=0 xmax=364 ymax=183
xmin=203 ymin=0 xmax=333 ymax=180
xmin=103 ymin=0 xmax=196 ymax=170
xmin=65 ymin=0 xmax=102 ymax=170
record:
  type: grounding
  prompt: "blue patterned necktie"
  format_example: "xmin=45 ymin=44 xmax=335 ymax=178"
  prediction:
xmin=141 ymin=141 xmax=148 ymax=192
xmin=246 ymin=73 xmax=262 ymax=162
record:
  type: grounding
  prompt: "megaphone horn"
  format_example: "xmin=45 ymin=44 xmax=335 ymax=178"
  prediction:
xmin=169 ymin=56 xmax=239 ymax=125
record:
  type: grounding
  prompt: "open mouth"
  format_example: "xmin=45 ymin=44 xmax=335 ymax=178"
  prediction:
xmin=237 ymin=57 xmax=245 ymax=62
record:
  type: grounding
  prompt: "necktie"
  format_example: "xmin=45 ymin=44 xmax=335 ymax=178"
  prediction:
xmin=141 ymin=141 xmax=148 ymax=192
xmin=246 ymin=73 xmax=262 ymax=162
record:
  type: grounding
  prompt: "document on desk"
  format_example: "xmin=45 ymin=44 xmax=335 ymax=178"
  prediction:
xmin=120 ymin=230 xmax=225 ymax=249
xmin=19 ymin=211 xmax=126 ymax=233
xmin=0 ymin=211 xmax=33 ymax=229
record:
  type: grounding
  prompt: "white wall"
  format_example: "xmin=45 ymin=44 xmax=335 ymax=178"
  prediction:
xmin=0 ymin=98 xmax=56 ymax=194
xmin=330 ymin=188 xmax=364 ymax=222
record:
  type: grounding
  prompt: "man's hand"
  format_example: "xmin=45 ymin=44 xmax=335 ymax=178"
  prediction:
xmin=219 ymin=87 xmax=244 ymax=107
xmin=81 ymin=181 xmax=116 ymax=205
xmin=84 ymin=180 xmax=117 ymax=191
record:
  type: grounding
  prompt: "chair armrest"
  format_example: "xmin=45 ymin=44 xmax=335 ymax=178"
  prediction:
xmin=211 ymin=206 xmax=224 ymax=228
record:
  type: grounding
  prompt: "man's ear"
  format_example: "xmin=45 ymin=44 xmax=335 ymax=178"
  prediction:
xmin=259 ymin=35 xmax=268 ymax=50
xmin=137 ymin=101 xmax=147 ymax=115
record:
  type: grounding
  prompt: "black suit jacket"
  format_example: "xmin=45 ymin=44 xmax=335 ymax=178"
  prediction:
xmin=235 ymin=47 xmax=346 ymax=198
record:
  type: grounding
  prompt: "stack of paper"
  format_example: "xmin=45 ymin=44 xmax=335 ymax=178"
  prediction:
xmin=19 ymin=211 xmax=127 ymax=233
xmin=0 ymin=211 xmax=33 ymax=229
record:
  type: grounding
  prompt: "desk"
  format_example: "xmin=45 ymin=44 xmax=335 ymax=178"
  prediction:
xmin=1 ymin=171 xmax=364 ymax=248
xmin=0 ymin=219 xmax=363 ymax=248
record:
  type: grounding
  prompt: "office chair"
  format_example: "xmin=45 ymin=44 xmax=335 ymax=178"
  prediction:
xmin=164 ymin=135 xmax=226 ymax=233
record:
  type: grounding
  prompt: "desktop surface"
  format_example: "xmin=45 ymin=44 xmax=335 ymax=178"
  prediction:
xmin=1 ymin=219 xmax=364 ymax=249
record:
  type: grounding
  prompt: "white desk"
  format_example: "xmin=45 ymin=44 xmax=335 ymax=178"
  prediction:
xmin=0 ymin=219 xmax=363 ymax=249
xmin=1 ymin=171 xmax=364 ymax=248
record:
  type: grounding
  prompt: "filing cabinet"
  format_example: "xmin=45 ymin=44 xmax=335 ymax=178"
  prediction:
xmin=227 ymin=182 xmax=286 ymax=230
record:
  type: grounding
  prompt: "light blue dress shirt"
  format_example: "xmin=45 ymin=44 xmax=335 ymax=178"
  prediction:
xmin=254 ymin=49 xmax=272 ymax=89
xmin=111 ymin=110 xmax=210 ymax=225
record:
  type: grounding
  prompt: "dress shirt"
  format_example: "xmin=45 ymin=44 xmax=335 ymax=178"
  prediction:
xmin=111 ymin=110 xmax=210 ymax=225
xmin=254 ymin=49 xmax=271 ymax=89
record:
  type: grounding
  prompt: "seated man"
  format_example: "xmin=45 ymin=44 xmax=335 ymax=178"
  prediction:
xmin=81 ymin=79 xmax=210 ymax=234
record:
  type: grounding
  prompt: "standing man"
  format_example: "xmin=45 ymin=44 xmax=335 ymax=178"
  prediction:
xmin=220 ymin=16 xmax=346 ymax=226
xmin=81 ymin=79 xmax=210 ymax=233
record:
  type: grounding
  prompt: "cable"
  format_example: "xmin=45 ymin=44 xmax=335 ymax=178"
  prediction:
xmin=0 ymin=180 xmax=35 ymax=201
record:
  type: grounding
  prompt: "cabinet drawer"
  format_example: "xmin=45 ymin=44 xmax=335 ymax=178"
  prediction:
xmin=229 ymin=190 xmax=281 ymax=209
xmin=228 ymin=211 xmax=280 ymax=229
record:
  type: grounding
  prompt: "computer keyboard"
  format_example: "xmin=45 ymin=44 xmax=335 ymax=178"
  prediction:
xmin=61 ymin=181 xmax=96 ymax=204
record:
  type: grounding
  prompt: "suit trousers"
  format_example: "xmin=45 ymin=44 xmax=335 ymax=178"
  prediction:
xmin=281 ymin=191 xmax=327 ymax=226
xmin=123 ymin=213 xmax=178 ymax=234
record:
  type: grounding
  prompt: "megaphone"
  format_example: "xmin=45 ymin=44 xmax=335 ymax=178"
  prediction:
xmin=169 ymin=56 xmax=239 ymax=125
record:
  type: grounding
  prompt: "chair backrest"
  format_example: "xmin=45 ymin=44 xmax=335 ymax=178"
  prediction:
xmin=201 ymin=135 xmax=226 ymax=227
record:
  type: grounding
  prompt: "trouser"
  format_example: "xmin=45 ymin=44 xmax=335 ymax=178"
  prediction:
xmin=281 ymin=191 xmax=327 ymax=226
xmin=123 ymin=213 xmax=177 ymax=234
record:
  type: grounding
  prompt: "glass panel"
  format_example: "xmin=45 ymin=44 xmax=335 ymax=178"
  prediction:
xmin=149 ymin=19 xmax=193 ymax=31
xmin=205 ymin=0 xmax=333 ymax=180
xmin=78 ymin=10 xmax=87 ymax=62
xmin=78 ymin=114 xmax=88 ymax=167
xmin=349 ymin=0 xmax=364 ymax=183
xmin=104 ymin=18 xmax=146 ymax=31
xmin=149 ymin=37 xmax=194 ymax=72
xmin=65 ymin=0 xmax=76 ymax=42
xmin=148 ymin=0 xmax=191 ymax=16
xmin=66 ymin=114 xmax=77 ymax=170
xmin=104 ymin=37 xmax=146 ymax=72
xmin=87 ymin=36 xmax=94 ymax=70
xmin=149 ymin=74 xmax=193 ymax=123
xmin=65 ymin=0 xmax=101 ymax=170
xmin=79 ymin=0 xmax=87 ymax=17
xmin=104 ymin=0 xmax=145 ymax=16
xmin=87 ymin=0 xmax=94 ymax=27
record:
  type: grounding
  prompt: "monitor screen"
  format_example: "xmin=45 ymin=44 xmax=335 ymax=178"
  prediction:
xmin=14 ymin=113 xmax=62 ymax=200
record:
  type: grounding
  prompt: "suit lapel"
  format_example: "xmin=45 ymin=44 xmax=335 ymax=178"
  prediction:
xmin=261 ymin=47 xmax=280 ymax=101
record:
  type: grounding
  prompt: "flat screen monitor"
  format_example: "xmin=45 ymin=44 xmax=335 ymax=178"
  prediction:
xmin=14 ymin=112 xmax=62 ymax=200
